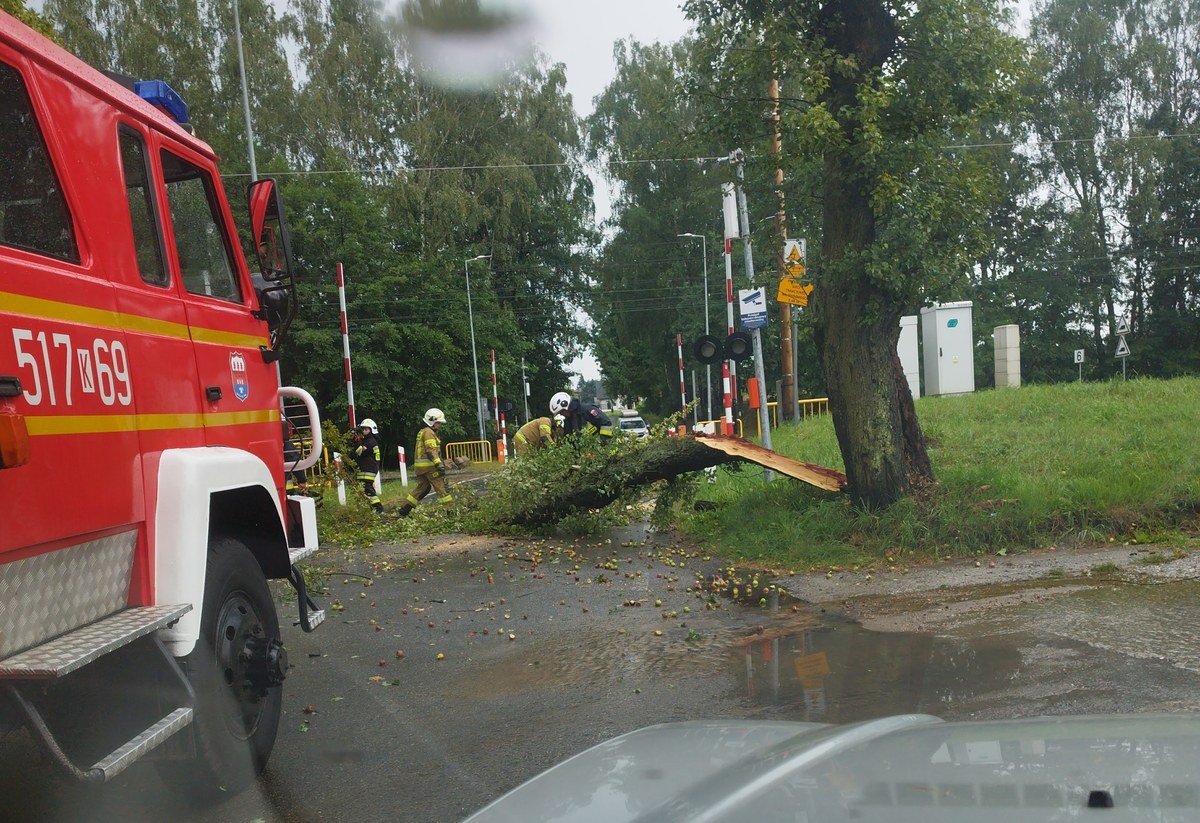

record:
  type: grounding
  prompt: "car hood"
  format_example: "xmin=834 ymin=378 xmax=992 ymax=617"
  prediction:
xmin=463 ymin=714 xmax=1200 ymax=822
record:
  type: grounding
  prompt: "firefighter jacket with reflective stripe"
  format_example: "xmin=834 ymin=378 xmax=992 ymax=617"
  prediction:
xmin=562 ymin=400 xmax=613 ymax=437
xmin=352 ymin=432 xmax=381 ymax=478
xmin=514 ymin=416 xmax=554 ymax=449
xmin=413 ymin=425 xmax=444 ymax=474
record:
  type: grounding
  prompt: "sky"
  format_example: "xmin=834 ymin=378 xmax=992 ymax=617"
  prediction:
xmin=520 ymin=1 xmax=692 ymax=118
xmin=515 ymin=1 xmax=695 ymax=383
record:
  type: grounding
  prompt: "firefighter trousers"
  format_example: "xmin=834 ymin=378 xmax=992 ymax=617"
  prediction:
xmin=358 ymin=473 xmax=382 ymax=512
xmin=405 ymin=470 xmax=453 ymax=509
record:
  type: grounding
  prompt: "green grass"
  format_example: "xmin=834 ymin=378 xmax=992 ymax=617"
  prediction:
xmin=676 ymin=377 xmax=1200 ymax=570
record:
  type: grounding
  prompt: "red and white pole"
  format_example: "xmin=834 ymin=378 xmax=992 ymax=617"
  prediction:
xmin=498 ymin=413 xmax=508 ymax=463
xmin=722 ymin=183 xmax=739 ymax=437
xmin=397 ymin=446 xmax=408 ymax=487
xmin=677 ymin=334 xmax=687 ymax=416
xmin=490 ymin=349 xmax=499 ymax=435
xmin=722 ymin=362 xmax=733 ymax=436
xmin=337 ymin=262 xmax=355 ymax=428
xmin=723 ymin=240 xmax=736 ymax=435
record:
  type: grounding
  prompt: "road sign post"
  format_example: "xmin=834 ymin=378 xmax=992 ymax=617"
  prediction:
xmin=1114 ymin=316 xmax=1131 ymax=380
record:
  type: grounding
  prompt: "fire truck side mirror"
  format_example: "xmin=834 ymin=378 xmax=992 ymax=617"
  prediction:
xmin=248 ymin=178 xmax=299 ymax=349
xmin=248 ymin=178 xmax=296 ymax=284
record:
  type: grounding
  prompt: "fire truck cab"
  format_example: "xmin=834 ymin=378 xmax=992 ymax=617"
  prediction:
xmin=0 ymin=12 xmax=324 ymax=796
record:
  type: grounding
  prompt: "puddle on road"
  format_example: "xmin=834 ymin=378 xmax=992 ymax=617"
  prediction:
xmin=435 ymin=524 xmax=1200 ymax=722
xmin=733 ymin=618 xmax=1024 ymax=723
xmin=733 ymin=579 xmax=1200 ymax=724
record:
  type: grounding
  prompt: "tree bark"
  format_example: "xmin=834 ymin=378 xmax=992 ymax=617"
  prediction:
xmin=811 ymin=0 xmax=934 ymax=509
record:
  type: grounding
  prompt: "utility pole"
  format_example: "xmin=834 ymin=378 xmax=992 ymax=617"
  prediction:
xmin=521 ymin=357 xmax=530 ymax=423
xmin=232 ymin=0 xmax=256 ymax=181
xmin=732 ymin=149 xmax=774 ymax=478
xmin=464 ymin=254 xmax=491 ymax=442
xmin=677 ymin=232 xmax=711 ymax=421
xmin=770 ymin=70 xmax=794 ymax=420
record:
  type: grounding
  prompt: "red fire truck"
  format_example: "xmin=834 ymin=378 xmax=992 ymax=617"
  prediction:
xmin=0 ymin=11 xmax=324 ymax=796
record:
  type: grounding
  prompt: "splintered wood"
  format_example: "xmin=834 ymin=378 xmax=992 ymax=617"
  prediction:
xmin=694 ymin=435 xmax=846 ymax=492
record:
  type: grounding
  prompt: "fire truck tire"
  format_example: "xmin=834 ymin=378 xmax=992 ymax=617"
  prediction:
xmin=156 ymin=537 xmax=284 ymax=799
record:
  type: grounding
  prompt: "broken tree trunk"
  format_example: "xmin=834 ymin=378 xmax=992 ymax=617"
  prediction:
xmin=489 ymin=434 xmax=846 ymax=528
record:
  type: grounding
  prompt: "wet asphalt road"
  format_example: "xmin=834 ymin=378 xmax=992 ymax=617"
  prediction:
xmin=7 ymin=533 xmax=1200 ymax=822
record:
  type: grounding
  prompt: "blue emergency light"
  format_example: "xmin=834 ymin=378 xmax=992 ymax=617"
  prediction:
xmin=134 ymin=80 xmax=189 ymax=125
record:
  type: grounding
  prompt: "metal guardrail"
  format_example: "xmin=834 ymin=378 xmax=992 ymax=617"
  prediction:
xmin=797 ymin=397 xmax=830 ymax=420
xmin=755 ymin=398 xmax=830 ymax=439
xmin=445 ymin=440 xmax=493 ymax=464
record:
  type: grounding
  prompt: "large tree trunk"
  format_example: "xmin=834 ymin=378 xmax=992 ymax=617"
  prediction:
xmin=811 ymin=0 xmax=934 ymax=509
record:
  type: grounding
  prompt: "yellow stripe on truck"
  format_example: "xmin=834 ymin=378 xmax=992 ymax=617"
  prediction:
xmin=1 ymin=290 xmax=264 ymax=348
xmin=25 ymin=409 xmax=279 ymax=436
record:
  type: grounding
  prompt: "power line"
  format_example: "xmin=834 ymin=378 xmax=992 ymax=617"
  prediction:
xmin=225 ymin=154 xmax=732 ymax=180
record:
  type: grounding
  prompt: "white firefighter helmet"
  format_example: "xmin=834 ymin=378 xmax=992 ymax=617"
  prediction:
xmin=553 ymin=414 xmax=565 ymax=426
xmin=549 ymin=391 xmax=571 ymax=415
xmin=423 ymin=408 xmax=446 ymax=427
xmin=359 ymin=418 xmax=378 ymax=434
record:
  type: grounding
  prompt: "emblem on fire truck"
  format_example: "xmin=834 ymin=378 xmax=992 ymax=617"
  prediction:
xmin=230 ymin=351 xmax=249 ymax=401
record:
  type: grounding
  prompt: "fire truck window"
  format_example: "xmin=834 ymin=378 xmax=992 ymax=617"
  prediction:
xmin=118 ymin=127 xmax=168 ymax=286
xmin=159 ymin=149 xmax=242 ymax=303
xmin=0 ymin=61 xmax=79 ymax=263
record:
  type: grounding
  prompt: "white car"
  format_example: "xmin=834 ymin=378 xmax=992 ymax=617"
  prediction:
xmin=618 ymin=413 xmax=649 ymax=438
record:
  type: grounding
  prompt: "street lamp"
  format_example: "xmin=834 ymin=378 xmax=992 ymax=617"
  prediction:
xmin=465 ymin=254 xmax=491 ymax=442
xmin=678 ymin=233 xmax=711 ymax=421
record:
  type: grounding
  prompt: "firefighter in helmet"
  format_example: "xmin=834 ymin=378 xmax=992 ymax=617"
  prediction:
xmin=398 ymin=408 xmax=453 ymax=517
xmin=550 ymin=391 xmax=613 ymax=440
xmin=512 ymin=413 xmax=560 ymax=456
xmin=351 ymin=418 xmax=383 ymax=514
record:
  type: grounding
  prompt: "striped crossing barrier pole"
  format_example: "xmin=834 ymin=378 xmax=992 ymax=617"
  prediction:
xmin=337 ymin=262 xmax=355 ymax=428
xmin=722 ymin=361 xmax=733 ymax=436
xmin=397 ymin=446 xmax=408 ymax=487
xmin=677 ymin=334 xmax=687 ymax=416
xmin=498 ymin=413 xmax=508 ymax=463
xmin=724 ymin=230 xmax=736 ymax=402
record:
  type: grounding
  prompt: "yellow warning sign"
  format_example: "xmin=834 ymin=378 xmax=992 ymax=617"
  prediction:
xmin=784 ymin=241 xmax=806 ymax=278
xmin=793 ymin=651 xmax=830 ymax=689
xmin=783 ymin=239 xmax=807 ymax=277
xmin=777 ymin=276 xmax=813 ymax=306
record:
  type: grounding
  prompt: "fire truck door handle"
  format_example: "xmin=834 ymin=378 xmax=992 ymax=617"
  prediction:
xmin=0 ymin=375 xmax=21 ymax=397
xmin=205 ymin=386 xmax=222 ymax=402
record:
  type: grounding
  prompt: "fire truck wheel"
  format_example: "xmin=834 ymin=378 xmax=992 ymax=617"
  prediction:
xmin=157 ymin=537 xmax=284 ymax=799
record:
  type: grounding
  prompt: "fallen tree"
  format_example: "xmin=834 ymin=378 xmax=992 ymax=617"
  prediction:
xmin=477 ymin=433 xmax=846 ymax=529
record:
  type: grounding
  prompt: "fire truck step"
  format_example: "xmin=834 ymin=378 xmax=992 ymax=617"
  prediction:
xmin=0 ymin=605 xmax=192 ymax=680
xmin=289 ymin=546 xmax=319 ymax=564
xmin=302 ymin=608 xmax=326 ymax=630
xmin=91 ymin=706 xmax=193 ymax=781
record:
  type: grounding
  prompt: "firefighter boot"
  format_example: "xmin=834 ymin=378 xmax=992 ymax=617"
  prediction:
xmin=373 ymin=502 xmax=384 ymax=515
xmin=397 ymin=503 xmax=413 ymax=518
